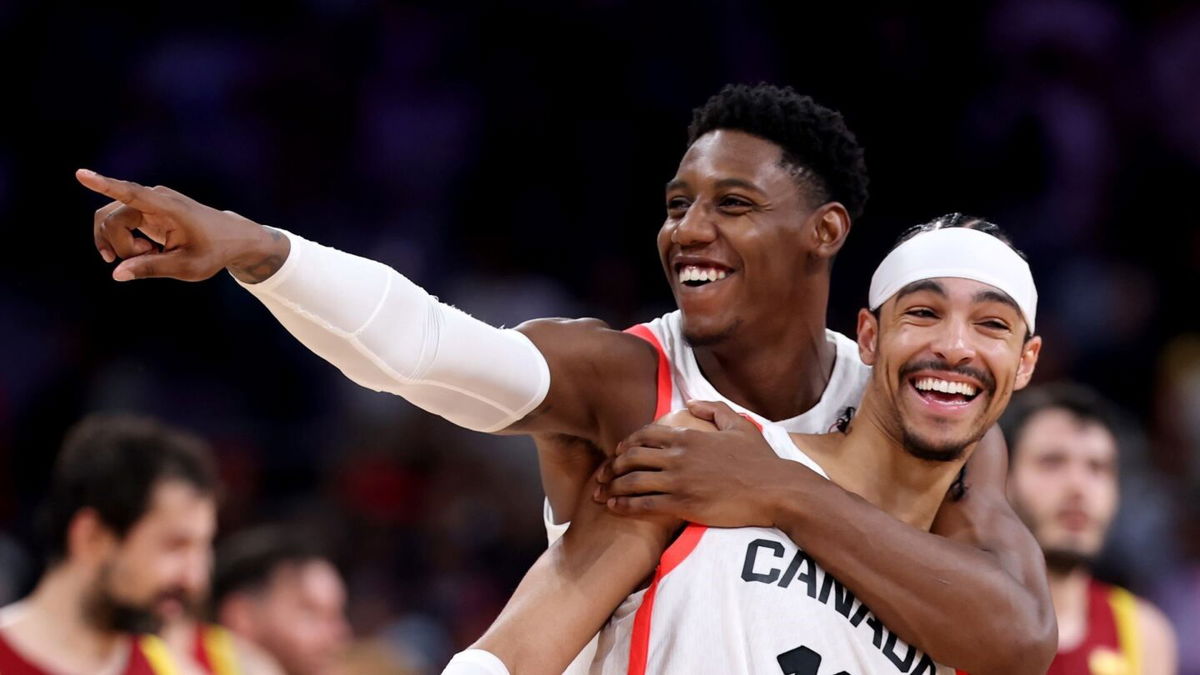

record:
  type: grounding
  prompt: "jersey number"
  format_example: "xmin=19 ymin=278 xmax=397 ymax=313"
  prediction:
xmin=777 ymin=645 xmax=851 ymax=675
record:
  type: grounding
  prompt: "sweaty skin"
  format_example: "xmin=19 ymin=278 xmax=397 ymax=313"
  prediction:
xmin=78 ymin=128 xmax=1054 ymax=669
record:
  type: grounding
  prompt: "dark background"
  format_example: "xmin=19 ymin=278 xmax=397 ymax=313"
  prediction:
xmin=1 ymin=1 xmax=1198 ymax=672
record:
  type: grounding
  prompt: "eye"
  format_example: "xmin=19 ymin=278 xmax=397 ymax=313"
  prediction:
xmin=905 ymin=308 xmax=937 ymax=319
xmin=719 ymin=195 xmax=753 ymax=211
xmin=1037 ymin=454 xmax=1066 ymax=469
xmin=980 ymin=319 xmax=1010 ymax=331
xmin=666 ymin=197 xmax=691 ymax=216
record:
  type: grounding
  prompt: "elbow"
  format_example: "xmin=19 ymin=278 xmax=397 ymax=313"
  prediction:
xmin=972 ymin=612 xmax=1057 ymax=675
xmin=950 ymin=589 xmax=1055 ymax=675
xmin=1007 ymin=622 xmax=1057 ymax=675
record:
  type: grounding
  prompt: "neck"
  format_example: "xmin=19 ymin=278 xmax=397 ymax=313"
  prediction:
xmin=692 ymin=286 xmax=834 ymax=421
xmin=803 ymin=386 xmax=970 ymax=530
xmin=161 ymin=616 xmax=198 ymax=657
xmin=4 ymin=564 xmax=127 ymax=670
xmin=1047 ymin=566 xmax=1093 ymax=652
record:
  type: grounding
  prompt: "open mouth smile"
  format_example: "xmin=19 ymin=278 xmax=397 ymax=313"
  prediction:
xmin=675 ymin=262 xmax=735 ymax=289
xmin=907 ymin=373 xmax=985 ymax=412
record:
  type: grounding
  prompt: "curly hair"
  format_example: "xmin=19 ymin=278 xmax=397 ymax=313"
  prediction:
xmin=688 ymin=83 xmax=869 ymax=221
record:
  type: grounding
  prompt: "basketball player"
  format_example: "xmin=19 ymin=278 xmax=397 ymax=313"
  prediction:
xmin=1003 ymin=385 xmax=1177 ymax=674
xmin=78 ymin=85 xmax=1054 ymax=671
xmin=0 ymin=414 xmax=216 ymax=675
xmin=445 ymin=217 xmax=1047 ymax=674
xmin=210 ymin=526 xmax=350 ymax=675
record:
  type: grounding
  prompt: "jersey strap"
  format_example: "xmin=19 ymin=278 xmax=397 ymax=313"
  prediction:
xmin=627 ymin=524 xmax=707 ymax=675
xmin=1108 ymin=584 xmax=1142 ymax=673
xmin=624 ymin=324 xmax=673 ymax=419
xmin=137 ymin=635 xmax=181 ymax=675
xmin=194 ymin=624 xmax=240 ymax=675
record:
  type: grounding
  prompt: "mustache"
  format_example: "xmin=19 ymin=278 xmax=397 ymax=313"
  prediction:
xmin=155 ymin=586 xmax=202 ymax=614
xmin=898 ymin=358 xmax=995 ymax=393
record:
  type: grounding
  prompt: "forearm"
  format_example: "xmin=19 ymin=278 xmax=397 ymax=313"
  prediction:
xmin=472 ymin=499 xmax=673 ymax=674
xmin=768 ymin=466 xmax=1054 ymax=674
xmin=233 ymin=229 xmax=550 ymax=432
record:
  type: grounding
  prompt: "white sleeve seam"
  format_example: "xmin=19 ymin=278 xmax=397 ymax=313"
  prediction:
xmin=350 ymin=265 xmax=393 ymax=337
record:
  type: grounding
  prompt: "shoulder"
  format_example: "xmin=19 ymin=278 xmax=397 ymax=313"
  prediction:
xmin=230 ymin=632 xmax=285 ymax=675
xmin=517 ymin=317 xmax=655 ymax=355
xmin=516 ymin=316 xmax=661 ymax=385
xmin=1133 ymin=595 xmax=1176 ymax=670
xmin=656 ymin=409 xmax=718 ymax=431
xmin=0 ymin=602 xmax=26 ymax=629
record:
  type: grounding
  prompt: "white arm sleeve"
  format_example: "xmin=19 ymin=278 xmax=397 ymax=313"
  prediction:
xmin=442 ymin=650 xmax=511 ymax=675
xmin=235 ymin=230 xmax=551 ymax=433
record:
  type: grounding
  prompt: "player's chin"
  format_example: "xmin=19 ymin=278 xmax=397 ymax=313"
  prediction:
xmin=900 ymin=426 xmax=975 ymax=463
xmin=680 ymin=315 xmax=741 ymax=348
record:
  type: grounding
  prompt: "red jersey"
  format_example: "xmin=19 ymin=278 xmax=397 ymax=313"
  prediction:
xmin=0 ymin=630 xmax=178 ymax=675
xmin=1049 ymin=578 xmax=1143 ymax=675
xmin=191 ymin=624 xmax=239 ymax=675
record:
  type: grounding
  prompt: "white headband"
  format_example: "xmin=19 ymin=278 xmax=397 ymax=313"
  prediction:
xmin=868 ymin=227 xmax=1037 ymax=331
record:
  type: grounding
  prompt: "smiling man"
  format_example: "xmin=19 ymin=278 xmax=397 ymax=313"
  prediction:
xmin=449 ymin=216 xmax=1047 ymax=675
xmin=80 ymin=85 xmax=1054 ymax=673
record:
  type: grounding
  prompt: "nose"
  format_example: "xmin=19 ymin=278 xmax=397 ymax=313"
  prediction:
xmin=930 ymin=317 xmax=977 ymax=368
xmin=672 ymin=201 xmax=718 ymax=247
xmin=182 ymin=547 xmax=212 ymax=595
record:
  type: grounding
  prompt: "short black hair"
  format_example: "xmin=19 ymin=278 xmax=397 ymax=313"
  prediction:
xmin=39 ymin=413 xmax=218 ymax=564
xmin=891 ymin=212 xmax=1027 ymax=260
xmin=688 ymin=83 xmax=869 ymax=221
xmin=1000 ymin=383 xmax=1120 ymax=463
xmin=211 ymin=525 xmax=329 ymax=613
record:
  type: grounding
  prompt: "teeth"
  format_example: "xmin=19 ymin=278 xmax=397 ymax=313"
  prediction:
xmin=677 ymin=265 xmax=729 ymax=284
xmin=913 ymin=377 xmax=978 ymax=397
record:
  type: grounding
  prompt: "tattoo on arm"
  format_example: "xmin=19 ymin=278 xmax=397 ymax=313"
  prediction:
xmin=229 ymin=227 xmax=288 ymax=284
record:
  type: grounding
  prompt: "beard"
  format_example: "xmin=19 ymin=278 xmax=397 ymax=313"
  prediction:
xmin=890 ymin=357 xmax=998 ymax=463
xmin=1008 ymin=497 xmax=1100 ymax=575
xmin=84 ymin=562 xmax=196 ymax=634
xmin=84 ymin=584 xmax=161 ymax=634
xmin=1042 ymin=547 xmax=1094 ymax=575
xmin=900 ymin=427 xmax=969 ymax=463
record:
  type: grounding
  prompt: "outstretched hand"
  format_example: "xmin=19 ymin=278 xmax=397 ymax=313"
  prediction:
xmin=77 ymin=169 xmax=286 ymax=283
xmin=595 ymin=400 xmax=793 ymax=528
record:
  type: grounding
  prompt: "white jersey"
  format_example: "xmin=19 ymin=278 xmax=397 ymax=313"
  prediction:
xmin=545 ymin=310 xmax=877 ymax=674
xmin=589 ymin=422 xmax=953 ymax=675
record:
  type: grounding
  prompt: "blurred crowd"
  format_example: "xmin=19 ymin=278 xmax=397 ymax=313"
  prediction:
xmin=0 ymin=0 xmax=1198 ymax=673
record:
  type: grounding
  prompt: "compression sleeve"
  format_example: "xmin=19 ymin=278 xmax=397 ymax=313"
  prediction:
xmin=442 ymin=650 xmax=510 ymax=675
xmin=235 ymin=230 xmax=551 ymax=433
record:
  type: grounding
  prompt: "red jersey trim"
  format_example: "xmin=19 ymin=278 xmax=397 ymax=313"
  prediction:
xmin=624 ymin=324 xmax=673 ymax=419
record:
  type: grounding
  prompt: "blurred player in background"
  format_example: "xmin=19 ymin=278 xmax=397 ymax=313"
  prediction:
xmin=1004 ymin=384 xmax=1178 ymax=674
xmin=211 ymin=526 xmax=350 ymax=675
xmin=0 ymin=414 xmax=216 ymax=674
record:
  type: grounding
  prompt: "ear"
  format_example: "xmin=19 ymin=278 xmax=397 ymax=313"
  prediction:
xmin=808 ymin=202 xmax=852 ymax=260
xmin=856 ymin=308 xmax=879 ymax=366
xmin=1013 ymin=335 xmax=1042 ymax=390
xmin=67 ymin=508 xmax=117 ymax=564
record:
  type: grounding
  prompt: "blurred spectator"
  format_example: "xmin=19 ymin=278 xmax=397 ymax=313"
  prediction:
xmin=1003 ymin=384 xmax=1177 ymax=674
xmin=213 ymin=526 xmax=351 ymax=675
xmin=0 ymin=413 xmax=217 ymax=673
